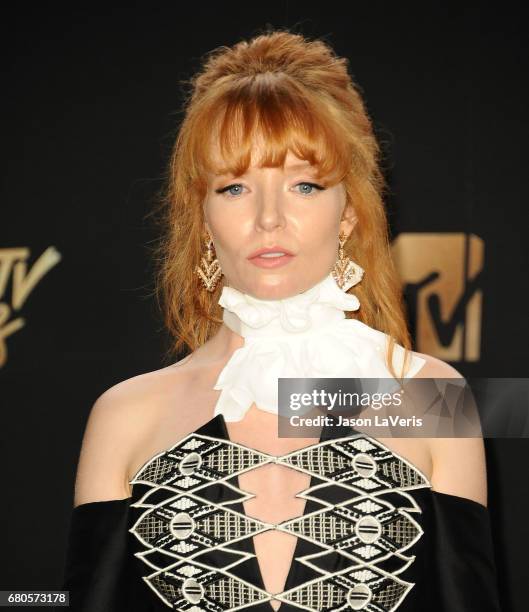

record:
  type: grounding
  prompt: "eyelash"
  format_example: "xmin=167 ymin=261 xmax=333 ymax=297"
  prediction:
xmin=215 ymin=181 xmax=325 ymax=198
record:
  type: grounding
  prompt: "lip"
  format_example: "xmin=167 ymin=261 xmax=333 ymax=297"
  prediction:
xmin=247 ymin=245 xmax=294 ymax=259
xmin=248 ymin=253 xmax=294 ymax=269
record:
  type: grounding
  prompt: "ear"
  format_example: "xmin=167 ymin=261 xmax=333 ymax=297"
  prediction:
xmin=340 ymin=203 xmax=358 ymax=239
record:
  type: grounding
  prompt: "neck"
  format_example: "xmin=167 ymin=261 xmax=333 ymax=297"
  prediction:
xmin=219 ymin=271 xmax=360 ymax=338
xmin=193 ymin=271 xmax=359 ymax=365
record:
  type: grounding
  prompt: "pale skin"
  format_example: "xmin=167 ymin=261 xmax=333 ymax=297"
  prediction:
xmin=72 ymin=145 xmax=488 ymax=609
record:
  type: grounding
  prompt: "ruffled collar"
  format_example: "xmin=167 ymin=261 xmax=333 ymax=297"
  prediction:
xmin=220 ymin=272 xmax=359 ymax=338
xmin=212 ymin=272 xmax=425 ymax=422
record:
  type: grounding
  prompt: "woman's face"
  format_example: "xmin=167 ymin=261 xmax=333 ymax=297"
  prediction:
xmin=203 ymin=144 xmax=357 ymax=299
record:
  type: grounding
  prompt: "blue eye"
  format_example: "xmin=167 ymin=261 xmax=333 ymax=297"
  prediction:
xmin=295 ymin=182 xmax=325 ymax=195
xmin=215 ymin=183 xmax=244 ymax=197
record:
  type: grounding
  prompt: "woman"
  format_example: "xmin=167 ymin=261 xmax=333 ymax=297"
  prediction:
xmin=61 ymin=30 xmax=501 ymax=611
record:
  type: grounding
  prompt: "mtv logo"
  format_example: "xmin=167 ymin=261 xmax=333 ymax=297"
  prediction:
xmin=0 ymin=246 xmax=61 ymax=368
xmin=392 ymin=233 xmax=484 ymax=362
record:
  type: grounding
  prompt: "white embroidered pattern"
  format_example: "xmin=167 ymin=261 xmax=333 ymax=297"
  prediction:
xmin=129 ymin=432 xmax=430 ymax=611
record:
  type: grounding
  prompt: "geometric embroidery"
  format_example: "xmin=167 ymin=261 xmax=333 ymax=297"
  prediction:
xmin=129 ymin=431 xmax=430 ymax=611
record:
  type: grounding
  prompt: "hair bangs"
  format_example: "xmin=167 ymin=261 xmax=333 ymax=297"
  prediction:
xmin=193 ymin=77 xmax=351 ymax=185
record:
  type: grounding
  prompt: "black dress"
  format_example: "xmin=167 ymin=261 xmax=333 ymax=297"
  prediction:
xmin=61 ymin=413 xmax=501 ymax=611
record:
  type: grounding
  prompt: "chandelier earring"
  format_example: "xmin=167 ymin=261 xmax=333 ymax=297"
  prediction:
xmin=195 ymin=230 xmax=223 ymax=292
xmin=331 ymin=230 xmax=364 ymax=292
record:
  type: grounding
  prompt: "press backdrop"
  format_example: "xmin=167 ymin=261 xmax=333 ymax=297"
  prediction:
xmin=1 ymin=3 xmax=528 ymax=611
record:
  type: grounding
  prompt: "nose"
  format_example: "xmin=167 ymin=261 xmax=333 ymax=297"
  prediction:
xmin=254 ymin=188 xmax=286 ymax=233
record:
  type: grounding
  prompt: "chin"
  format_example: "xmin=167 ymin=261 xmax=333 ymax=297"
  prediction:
xmin=248 ymin=275 xmax=315 ymax=300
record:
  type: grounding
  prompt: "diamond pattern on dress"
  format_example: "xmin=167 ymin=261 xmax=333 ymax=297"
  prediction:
xmin=143 ymin=560 xmax=270 ymax=610
xmin=279 ymin=563 xmax=413 ymax=611
xmin=129 ymin=431 xmax=430 ymax=611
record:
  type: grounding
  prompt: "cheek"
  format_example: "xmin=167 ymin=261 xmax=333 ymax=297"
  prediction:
xmin=205 ymin=201 xmax=249 ymax=253
xmin=294 ymin=194 xmax=343 ymax=243
xmin=298 ymin=219 xmax=335 ymax=248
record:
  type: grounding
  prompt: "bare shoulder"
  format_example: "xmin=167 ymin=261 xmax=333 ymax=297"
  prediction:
xmin=412 ymin=351 xmax=463 ymax=378
xmin=72 ymin=356 xmax=193 ymax=508
xmin=411 ymin=351 xmax=488 ymax=508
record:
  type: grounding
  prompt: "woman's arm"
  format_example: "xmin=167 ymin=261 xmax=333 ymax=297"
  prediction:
xmin=430 ymin=435 xmax=488 ymax=507
xmin=413 ymin=352 xmax=488 ymax=507
xmin=61 ymin=374 xmax=166 ymax=611
xmin=72 ymin=385 xmax=137 ymax=507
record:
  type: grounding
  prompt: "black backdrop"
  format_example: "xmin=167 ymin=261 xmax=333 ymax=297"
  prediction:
xmin=1 ymin=3 xmax=528 ymax=611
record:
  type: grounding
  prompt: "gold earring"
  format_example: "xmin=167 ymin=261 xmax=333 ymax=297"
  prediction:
xmin=195 ymin=231 xmax=223 ymax=292
xmin=332 ymin=230 xmax=364 ymax=292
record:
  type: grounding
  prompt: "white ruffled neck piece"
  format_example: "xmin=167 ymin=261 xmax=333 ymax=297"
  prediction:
xmin=212 ymin=272 xmax=425 ymax=422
